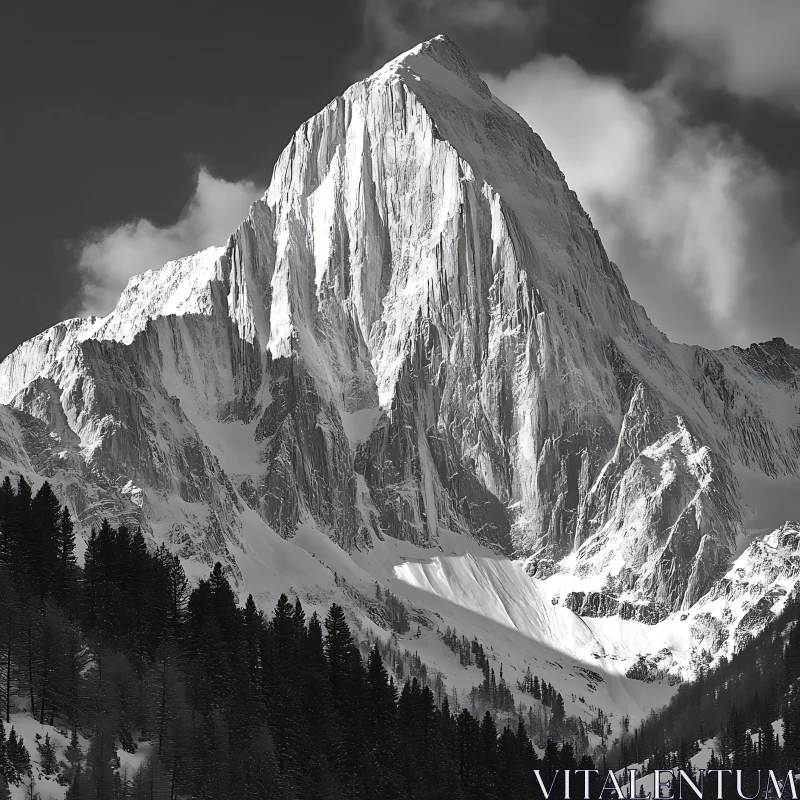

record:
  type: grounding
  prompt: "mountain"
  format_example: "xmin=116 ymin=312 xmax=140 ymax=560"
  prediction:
xmin=1 ymin=35 xmax=800 ymax=718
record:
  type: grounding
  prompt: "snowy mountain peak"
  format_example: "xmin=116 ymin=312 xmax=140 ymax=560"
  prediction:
xmin=0 ymin=39 xmax=799 ymax=694
xmin=374 ymin=34 xmax=493 ymax=101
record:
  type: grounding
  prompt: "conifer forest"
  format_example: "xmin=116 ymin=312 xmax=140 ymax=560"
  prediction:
xmin=0 ymin=476 xmax=592 ymax=799
xmin=1 ymin=475 xmax=800 ymax=799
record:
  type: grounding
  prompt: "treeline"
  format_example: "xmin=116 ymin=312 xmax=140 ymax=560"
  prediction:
xmin=517 ymin=667 xmax=566 ymax=720
xmin=441 ymin=629 xmax=564 ymax=720
xmin=611 ymin=592 xmax=800 ymax=786
xmin=441 ymin=627 xmax=491 ymax=669
xmin=440 ymin=625 xmax=591 ymax=756
xmin=375 ymin=583 xmax=410 ymax=634
xmin=0 ymin=476 xmax=600 ymax=799
xmin=468 ymin=660 xmax=516 ymax=715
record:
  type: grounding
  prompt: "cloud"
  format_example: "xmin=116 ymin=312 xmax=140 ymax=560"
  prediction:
xmin=74 ymin=169 xmax=265 ymax=317
xmin=487 ymin=57 xmax=800 ymax=348
xmin=355 ymin=0 xmax=544 ymax=69
xmin=648 ymin=0 xmax=800 ymax=112
xmin=349 ymin=0 xmax=800 ymax=348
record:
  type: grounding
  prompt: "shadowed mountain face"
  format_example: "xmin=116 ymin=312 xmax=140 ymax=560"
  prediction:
xmin=1 ymin=36 xmax=800 ymax=627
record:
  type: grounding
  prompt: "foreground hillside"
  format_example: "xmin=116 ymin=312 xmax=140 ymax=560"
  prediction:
xmin=3 ymin=477 xmax=798 ymax=799
xmin=0 ymin=477 xmax=604 ymax=800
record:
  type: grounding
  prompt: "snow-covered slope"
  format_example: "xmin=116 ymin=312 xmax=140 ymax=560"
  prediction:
xmin=1 ymin=36 xmax=800 ymax=712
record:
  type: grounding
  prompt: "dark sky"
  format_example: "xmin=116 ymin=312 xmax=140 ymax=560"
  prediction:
xmin=3 ymin=0 xmax=800 ymax=358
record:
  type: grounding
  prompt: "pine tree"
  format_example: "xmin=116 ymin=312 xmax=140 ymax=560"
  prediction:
xmin=243 ymin=595 xmax=261 ymax=686
xmin=0 ymin=724 xmax=11 ymax=799
xmin=30 ymin=481 xmax=62 ymax=598
xmin=295 ymin=611 xmax=335 ymax=795
xmin=206 ymin=562 xmax=243 ymax=704
xmin=479 ymin=710 xmax=497 ymax=786
xmin=0 ymin=573 xmax=16 ymax=725
xmin=272 ymin=594 xmax=294 ymax=659
xmin=61 ymin=730 xmax=83 ymax=787
xmin=94 ymin=519 xmax=121 ymax=639
xmin=124 ymin=526 xmax=149 ymax=661
xmin=83 ymin=719 xmax=119 ymax=800
xmin=186 ymin=571 xmax=231 ymax=713
xmin=83 ymin=528 xmax=99 ymax=628
xmin=236 ymin=725 xmax=282 ymax=799
xmin=0 ymin=724 xmax=11 ymax=787
xmin=10 ymin=477 xmax=32 ymax=588
xmin=0 ymin=477 xmax=13 ymax=567
xmin=456 ymin=707 xmax=479 ymax=787
xmin=165 ymin=550 xmax=189 ymax=639
xmin=785 ymin=697 xmax=800 ymax=768
xmin=56 ymin=505 xmax=77 ymax=608
xmin=365 ymin=643 xmax=395 ymax=735
xmin=552 ymin=692 xmax=565 ymax=723
xmin=265 ymin=593 xmax=300 ymax=780
xmin=292 ymin=597 xmax=306 ymax=639
xmin=324 ymin=604 xmax=353 ymax=712
xmin=6 ymin=728 xmax=30 ymax=781
xmin=65 ymin=763 xmax=88 ymax=800
xmin=37 ymin=733 xmax=57 ymax=775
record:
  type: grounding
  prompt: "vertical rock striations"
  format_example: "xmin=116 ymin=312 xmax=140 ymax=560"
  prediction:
xmin=0 ymin=36 xmax=798 ymax=617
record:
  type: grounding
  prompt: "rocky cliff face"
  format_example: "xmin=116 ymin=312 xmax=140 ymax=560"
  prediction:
xmin=1 ymin=36 xmax=800 ymax=638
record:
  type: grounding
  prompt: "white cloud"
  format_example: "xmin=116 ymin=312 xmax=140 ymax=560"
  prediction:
xmin=74 ymin=169 xmax=264 ymax=316
xmin=487 ymin=57 xmax=800 ymax=348
xmin=351 ymin=1 xmax=800 ymax=347
xmin=648 ymin=0 xmax=800 ymax=112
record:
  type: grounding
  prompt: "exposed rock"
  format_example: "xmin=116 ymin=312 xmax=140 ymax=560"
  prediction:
xmin=563 ymin=591 xmax=619 ymax=618
xmin=0 ymin=36 xmax=798 ymax=634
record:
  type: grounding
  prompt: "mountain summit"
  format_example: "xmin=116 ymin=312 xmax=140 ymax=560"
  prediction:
xmin=1 ymin=38 xmax=799 ymax=679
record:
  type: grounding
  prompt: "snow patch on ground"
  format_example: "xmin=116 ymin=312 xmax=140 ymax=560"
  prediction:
xmin=2 ymin=715 xmax=88 ymax=800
